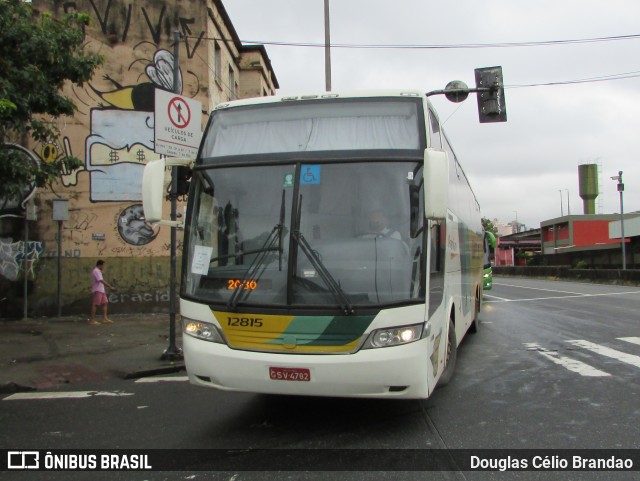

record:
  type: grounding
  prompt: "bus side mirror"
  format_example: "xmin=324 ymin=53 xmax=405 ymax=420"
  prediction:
xmin=424 ymin=149 xmax=449 ymax=220
xmin=142 ymin=157 xmax=194 ymax=225
xmin=142 ymin=158 xmax=167 ymax=224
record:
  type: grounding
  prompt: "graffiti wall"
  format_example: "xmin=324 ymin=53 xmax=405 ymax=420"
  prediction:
xmin=0 ymin=0 xmax=222 ymax=316
xmin=0 ymin=0 xmax=276 ymax=316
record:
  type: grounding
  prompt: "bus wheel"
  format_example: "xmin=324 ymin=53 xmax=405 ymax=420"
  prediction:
xmin=469 ymin=288 xmax=480 ymax=333
xmin=438 ymin=317 xmax=457 ymax=387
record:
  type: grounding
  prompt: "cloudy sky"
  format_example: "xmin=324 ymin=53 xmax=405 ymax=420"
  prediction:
xmin=223 ymin=0 xmax=640 ymax=229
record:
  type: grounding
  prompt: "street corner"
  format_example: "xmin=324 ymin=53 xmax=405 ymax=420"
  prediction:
xmin=1 ymin=362 xmax=114 ymax=393
xmin=33 ymin=363 xmax=113 ymax=389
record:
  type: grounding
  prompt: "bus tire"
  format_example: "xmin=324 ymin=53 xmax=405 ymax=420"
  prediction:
xmin=469 ymin=288 xmax=480 ymax=333
xmin=438 ymin=317 xmax=457 ymax=387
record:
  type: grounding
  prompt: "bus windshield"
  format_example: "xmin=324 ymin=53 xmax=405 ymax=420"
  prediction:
xmin=184 ymin=161 xmax=425 ymax=310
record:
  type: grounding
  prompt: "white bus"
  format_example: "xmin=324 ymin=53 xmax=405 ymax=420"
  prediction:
xmin=143 ymin=91 xmax=484 ymax=399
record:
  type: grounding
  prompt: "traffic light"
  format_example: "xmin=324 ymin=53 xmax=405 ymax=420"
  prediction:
xmin=175 ymin=166 xmax=191 ymax=195
xmin=474 ymin=66 xmax=507 ymax=123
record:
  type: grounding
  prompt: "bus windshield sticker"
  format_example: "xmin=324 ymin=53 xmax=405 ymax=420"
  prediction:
xmin=191 ymin=245 xmax=213 ymax=275
xmin=300 ymin=165 xmax=321 ymax=185
xmin=283 ymin=173 xmax=295 ymax=188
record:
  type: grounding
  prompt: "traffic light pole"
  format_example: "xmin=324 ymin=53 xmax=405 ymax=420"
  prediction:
xmin=161 ymin=28 xmax=183 ymax=361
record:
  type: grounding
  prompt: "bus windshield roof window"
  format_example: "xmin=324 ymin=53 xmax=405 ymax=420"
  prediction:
xmin=201 ymin=99 xmax=423 ymax=158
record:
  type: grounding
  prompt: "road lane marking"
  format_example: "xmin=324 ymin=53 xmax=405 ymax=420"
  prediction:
xmin=566 ymin=340 xmax=640 ymax=369
xmin=495 ymin=283 xmax=584 ymax=295
xmin=483 ymin=290 xmax=640 ymax=303
xmin=3 ymin=391 xmax=134 ymax=401
xmin=135 ymin=376 xmax=189 ymax=383
xmin=524 ymin=343 xmax=610 ymax=377
xmin=483 ymin=294 xmax=510 ymax=301
xmin=619 ymin=337 xmax=640 ymax=347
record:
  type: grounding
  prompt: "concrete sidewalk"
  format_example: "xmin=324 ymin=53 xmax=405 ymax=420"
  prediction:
xmin=0 ymin=313 xmax=185 ymax=393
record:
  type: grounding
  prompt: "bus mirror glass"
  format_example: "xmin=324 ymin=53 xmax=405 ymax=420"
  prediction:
xmin=142 ymin=158 xmax=167 ymax=223
xmin=424 ymin=149 xmax=449 ymax=220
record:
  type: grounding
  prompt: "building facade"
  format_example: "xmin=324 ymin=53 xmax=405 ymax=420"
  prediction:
xmin=540 ymin=214 xmax=636 ymax=268
xmin=0 ymin=0 xmax=278 ymax=317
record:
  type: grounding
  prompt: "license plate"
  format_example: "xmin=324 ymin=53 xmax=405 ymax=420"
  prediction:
xmin=269 ymin=367 xmax=311 ymax=382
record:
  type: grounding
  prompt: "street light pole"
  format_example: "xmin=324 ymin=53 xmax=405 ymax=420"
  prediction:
xmin=618 ymin=171 xmax=626 ymax=270
xmin=324 ymin=0 xmax=331 ymax=91
xmin=558 ymin=190 xmax=564 ymax=216
xmin=611 ymin=171 xmax=626 ymax=270
xmin=566 ymin=189 xmax=571 ymax=215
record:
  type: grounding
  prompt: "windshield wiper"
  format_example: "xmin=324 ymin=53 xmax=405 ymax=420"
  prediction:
xmin=292 ymin=230 xmax=354 ymax=315
xmin=292 ymin=195 xmax=354 ymax=315
xmin=227 ymin=191 xmax=286 ymax=310
xmin=226 ymin=225 xmax=281 ymax=309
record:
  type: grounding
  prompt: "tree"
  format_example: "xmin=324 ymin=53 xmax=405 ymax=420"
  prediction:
xmin=482 ymin=217 xmax=498 ymax=236
xmin=0 ymin=0 xmax=102 ymax=207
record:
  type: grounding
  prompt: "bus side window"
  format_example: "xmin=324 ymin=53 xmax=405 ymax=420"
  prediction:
xmin=430 ymin=223 xmax=443 ymax=273
xmin=428 ymin=222 xmax=445 ymax=317
xmin=428 ymin=107 xmax=442 ymax=149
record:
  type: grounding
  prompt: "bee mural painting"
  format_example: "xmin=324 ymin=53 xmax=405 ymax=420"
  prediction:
xmin=85 ymin=49 xmax=181 ymax=204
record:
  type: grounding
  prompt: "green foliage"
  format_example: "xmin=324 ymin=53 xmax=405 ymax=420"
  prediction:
xmin=575 ymin=260 xmax=588 ymax=269
xmin=481 ymin=217 xmax=499 ymax=236
xmin=0 ymin=0 xmax=102 ymax=204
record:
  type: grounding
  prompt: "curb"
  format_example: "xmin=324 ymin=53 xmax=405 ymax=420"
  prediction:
xmin=121 ymin=364 xmax=186 ymax=380
xmin=0 ymin=382 xmax=38 ymax=394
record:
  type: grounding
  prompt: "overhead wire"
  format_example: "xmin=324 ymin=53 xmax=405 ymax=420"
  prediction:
xmin=185 ymin=33 xmax=640 ymax=50
xmin=187 ymin=34 xmax=640 ymax=90
xmin=506 ymin=70 xmax=640 ymax=89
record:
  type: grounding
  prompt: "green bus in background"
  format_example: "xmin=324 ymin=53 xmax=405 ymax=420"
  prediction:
xmin=483 ymin=231 xmax=496 ymax=290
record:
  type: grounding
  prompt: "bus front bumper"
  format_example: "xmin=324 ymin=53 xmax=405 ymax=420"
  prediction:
xmin=183 ymin=335 xmax=433 ymax=399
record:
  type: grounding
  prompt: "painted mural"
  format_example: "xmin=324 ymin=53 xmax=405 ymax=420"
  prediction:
xmin=0 ymin=0 xmax=275 ymax=315
xmin=0 ymin=0 xmax=210 ymax=314
xmin=84 ymin=48 xmax=181 ymax=203
xmin=0 ymin=144 xmax=39 ymax=219
xmin=35 ymin=0 xmax=207 ymax=252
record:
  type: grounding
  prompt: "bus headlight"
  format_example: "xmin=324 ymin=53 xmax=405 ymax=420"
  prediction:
xmin=182 ymin=318 xmax=225 ymax=344
xmin=362 ymin=324 xmax=423 ymax=349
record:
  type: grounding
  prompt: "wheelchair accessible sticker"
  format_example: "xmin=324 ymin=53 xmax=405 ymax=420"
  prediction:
xmin=300 ymin=165 xmax=321 ymax=185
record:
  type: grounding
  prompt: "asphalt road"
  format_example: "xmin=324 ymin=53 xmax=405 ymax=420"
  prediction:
xmin=1 ymin=277 xmax=639 ymax=481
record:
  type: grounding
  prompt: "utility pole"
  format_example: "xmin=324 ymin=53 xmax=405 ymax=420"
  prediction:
xmin=52 ymin=199 xmax=68 ymax=317
xmin=23 ymin=213 xmax=29 ymax=319
xmin=558 ymin=189 xmax=564 ymax=216
xmin=22 ymin=201 xmax=37 ymax=319
xmin=162 ymin=28 xmax=183 ymax=360
xmin=324 ymin=0 xmax=331 ymax=91
xmin=611 ymin=171 xmax=626 ymax=270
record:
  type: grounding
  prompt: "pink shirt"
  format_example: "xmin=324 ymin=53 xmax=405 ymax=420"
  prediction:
xmin=92 ymin=267 xmax=105 ymax=293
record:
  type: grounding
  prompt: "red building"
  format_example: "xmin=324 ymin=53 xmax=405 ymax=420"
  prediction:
xmin=541 ymin=214 xmax=637 ymax=268
xmin=495 ymin=229 xmax=541 ymax=266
